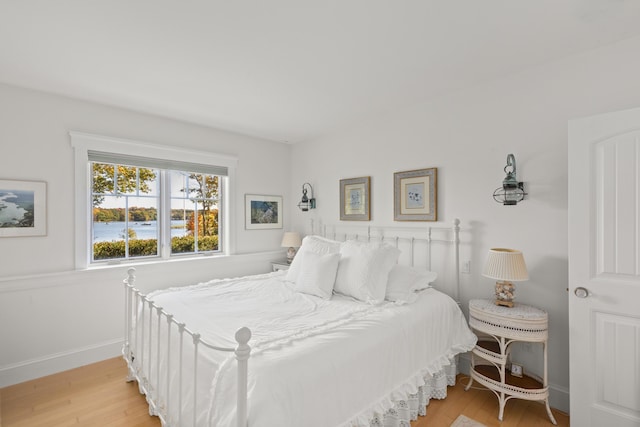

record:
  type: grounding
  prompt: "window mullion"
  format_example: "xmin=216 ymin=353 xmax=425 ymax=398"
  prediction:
xmin=124 ymin=195 xmax=130 ymax=260
xmin=159 ymin=170 xmax=171 ymax=259
xmin=194 ymin=202 xmax=199 ymax=253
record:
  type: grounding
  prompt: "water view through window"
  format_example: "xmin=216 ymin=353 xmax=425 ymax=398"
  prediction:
xmin=92 ymin=220 xmax=188 ymax=242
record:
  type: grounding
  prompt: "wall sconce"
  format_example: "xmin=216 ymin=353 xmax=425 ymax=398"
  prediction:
xmin=297 ymin=183 xmax=316 ymax=211
xmin=493 ymin=154 xmax=527 ymax=205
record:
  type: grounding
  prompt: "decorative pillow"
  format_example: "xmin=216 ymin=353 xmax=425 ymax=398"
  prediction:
xmin=295 ymin=251 xmax=340 ymax=299
xmin=334 ymin=240 xmax=401 ymax=304
xmin=385 ymin=265 xmax=438 ymax=304
xmin=285 ymin=235 xmax=342 ymax=283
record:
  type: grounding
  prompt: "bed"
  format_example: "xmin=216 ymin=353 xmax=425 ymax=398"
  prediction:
xmin=123 ymin=220 xmax=477 ymax=427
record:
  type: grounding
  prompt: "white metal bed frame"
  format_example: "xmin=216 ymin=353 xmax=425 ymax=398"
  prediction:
xmin=122 ymin=218 xmax=461 ymax=427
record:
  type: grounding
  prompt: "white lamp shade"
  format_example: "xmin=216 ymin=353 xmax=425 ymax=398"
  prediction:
xmin=281 ymin=232 xmax=302 ymax=248
xmin=482 ymin=248 xmax=529 ymax=282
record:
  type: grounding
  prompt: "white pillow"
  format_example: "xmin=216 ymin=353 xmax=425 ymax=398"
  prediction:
xmin=295 ymin=251 xmax=340 ymax=299
xmin=285 ymin=235 xmax=342 ymax=283
xmin=385 ymin=265 xmax=438 ymax=304
xmin=334 ymin=240 xmax=401 ymax=304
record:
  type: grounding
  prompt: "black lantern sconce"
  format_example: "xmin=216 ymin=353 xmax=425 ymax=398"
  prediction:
xmin=493 ymin=154 xmax=527 ymax=205
xmin=297 ymin=183 xmax=316 ymax=211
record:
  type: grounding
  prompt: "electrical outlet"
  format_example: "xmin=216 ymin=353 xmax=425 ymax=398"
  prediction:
xmin=462 ymin=260 xmax=471 ymax=274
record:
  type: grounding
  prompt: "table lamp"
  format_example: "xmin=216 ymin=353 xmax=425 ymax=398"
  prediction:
xmin=281 ymin=232 xmax=302 ymax=264
xmin=482 ymin=248 xmax=529 ymax=307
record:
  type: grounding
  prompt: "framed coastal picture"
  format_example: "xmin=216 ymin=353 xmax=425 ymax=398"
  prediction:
xmin=0 ymin=179 xmax=47 ymax=237
xmin=340 ymin=176 xmax=370 ymax=221
xmin=245 ymin=194 xmax=283 ymax=229
xmin=394 ymin=168 xmax=437 ymax=221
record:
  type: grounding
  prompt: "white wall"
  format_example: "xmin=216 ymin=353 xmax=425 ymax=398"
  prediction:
xmin=290 ymin=35 xmax=640 ymax=413
xmin=0 ymin=83 xmax=291 ymax=386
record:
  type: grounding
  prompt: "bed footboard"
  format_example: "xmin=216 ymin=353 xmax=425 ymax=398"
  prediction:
xmin=123 ymin=268 xmax=251 ymax=427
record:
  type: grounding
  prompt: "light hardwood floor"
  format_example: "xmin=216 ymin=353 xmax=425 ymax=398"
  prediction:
xmin=0 ymin=357 xmax=569 ymax=427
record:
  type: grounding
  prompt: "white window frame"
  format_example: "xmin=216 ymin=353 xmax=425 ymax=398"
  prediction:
xmin=71 ymin=131 xmax=238 ymax=269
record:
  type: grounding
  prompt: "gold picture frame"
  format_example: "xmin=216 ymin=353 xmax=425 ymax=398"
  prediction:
xmin=340 ymin=176 xmax=370 ymax=221
xmin=394 ymin=168 xmax=437 ymax=221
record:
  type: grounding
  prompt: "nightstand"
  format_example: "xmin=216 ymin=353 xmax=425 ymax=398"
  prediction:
xmin=465 ymin=299 xmax=557 ymax=425
xmin=271 ymin=261 xmax=290 ymax=272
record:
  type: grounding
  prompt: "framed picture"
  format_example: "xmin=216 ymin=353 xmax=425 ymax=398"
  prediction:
xmin=340 ymin=176 xmax=370 ymax=221
xmin=0 ymin=179 xmax=47 ymax=237
xmin=394 ymin=168 xmax=437 ymax=221
xmin=245 ymin=194 xmax=283 ymax=229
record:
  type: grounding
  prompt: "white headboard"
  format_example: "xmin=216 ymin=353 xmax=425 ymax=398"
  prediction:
xmin=311 ymin=219 xmax=461 ymax=302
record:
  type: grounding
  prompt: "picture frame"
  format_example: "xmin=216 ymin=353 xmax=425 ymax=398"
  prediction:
xmin=340 ymin=176 xmax=371 ymax=221
xmin=394 ymin=168 xmax=437 ymax=221
xmin=0 ymin=179 xmax=47 ymax=237
xmin=244 ymin=194 xmax=283 ymax=230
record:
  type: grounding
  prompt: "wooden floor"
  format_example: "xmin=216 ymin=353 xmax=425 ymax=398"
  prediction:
xmin=0 ymin=357 xmax=569 ymax=427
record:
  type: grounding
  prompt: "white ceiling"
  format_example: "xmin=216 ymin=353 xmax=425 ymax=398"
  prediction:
xmin=2 ymin=1 xmax=640 ymax=143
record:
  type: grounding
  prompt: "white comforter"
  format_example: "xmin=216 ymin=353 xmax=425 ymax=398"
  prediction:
xmin=140 ymin=271 xmax=476 ymax=427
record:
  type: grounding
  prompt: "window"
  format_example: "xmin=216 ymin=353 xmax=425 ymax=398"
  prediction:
xmin=168 ymin=171 xmax=220 ymax=256
xmin=91 ymin=162 xmax=221 ymax=262
xmin=71 ymin=132 xmax=237 ymax=268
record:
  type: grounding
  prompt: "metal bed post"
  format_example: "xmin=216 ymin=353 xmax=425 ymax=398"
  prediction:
xmin=192 ymin=333 xmax=200 ymax=427
xmin=155 ymin=305 xmax=163 ymax=407
xmin=235 ymin=327 xmax=252 ymax=427
xmin=124 ymin=268 xmax=135 ymax=381
xmin=165 ymin=313 xmax=173 ymax=420
xmin=140 ymin=296 xmax=146 ymax=389
xmin=177 ymin=322 xmax=185 ymax=427
xmin=452 ymin=218 xmax=460 ymax=303
xmin=147 ymin=298 xmax=154 ymax=400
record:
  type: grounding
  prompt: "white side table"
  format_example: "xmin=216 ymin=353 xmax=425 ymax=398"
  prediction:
xmin=465 ymin=299 xmax=557 ymax=424
xmin=271 ymin=262 xmax=290 ymax=272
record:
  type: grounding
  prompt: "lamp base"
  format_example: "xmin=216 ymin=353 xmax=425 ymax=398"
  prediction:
xmin=494 ymin=281 xmax=515 ymax=308
xmin=286 ymin=247 xmax=297 ymax=264
xmin=494 ymin=299 xmax=514 ymax=308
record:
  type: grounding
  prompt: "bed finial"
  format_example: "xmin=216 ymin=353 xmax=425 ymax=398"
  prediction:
xmin=235 ymin=327 xmax=252 ymax=427
xmin=125 ymin=267 xmax=136 ymax=287
xmin=452 ymin=219 xmax=461 ymax=304
xmin=235 ymin=327 xmax=252 ymax=347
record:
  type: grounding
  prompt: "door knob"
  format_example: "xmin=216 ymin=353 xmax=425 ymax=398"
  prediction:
xmin=574 ymin=287 xmax=589 ymax=298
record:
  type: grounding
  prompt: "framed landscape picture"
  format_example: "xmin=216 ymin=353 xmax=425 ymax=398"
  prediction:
xmin=394 ymin=168 xmax=437 ymax=221
xmin=340 ymin=176 xmax=370 ymax=221
xmin=0 ymin=179 xmax=47 ymax=237
xmin=245 ymin=194 xmax=283 ymax=229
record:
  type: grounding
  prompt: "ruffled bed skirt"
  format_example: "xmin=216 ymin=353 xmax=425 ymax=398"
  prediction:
xmin=365 ymin=359 xmax=457 ymax=427
xmin=129 ymin=353 xmax=458 ymax=427
xmin=129 ymin=352 xmax=458 ymax=427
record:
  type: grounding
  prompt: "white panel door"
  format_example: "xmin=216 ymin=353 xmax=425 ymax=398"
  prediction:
xmin=569 ymin=107 xmax=640 ymax=427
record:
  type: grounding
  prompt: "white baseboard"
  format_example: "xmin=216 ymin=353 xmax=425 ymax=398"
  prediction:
xmin=455 ymin=351 xmax=569 ymax=414
xmin=0 ymin=339 xmax=123 ymax=388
